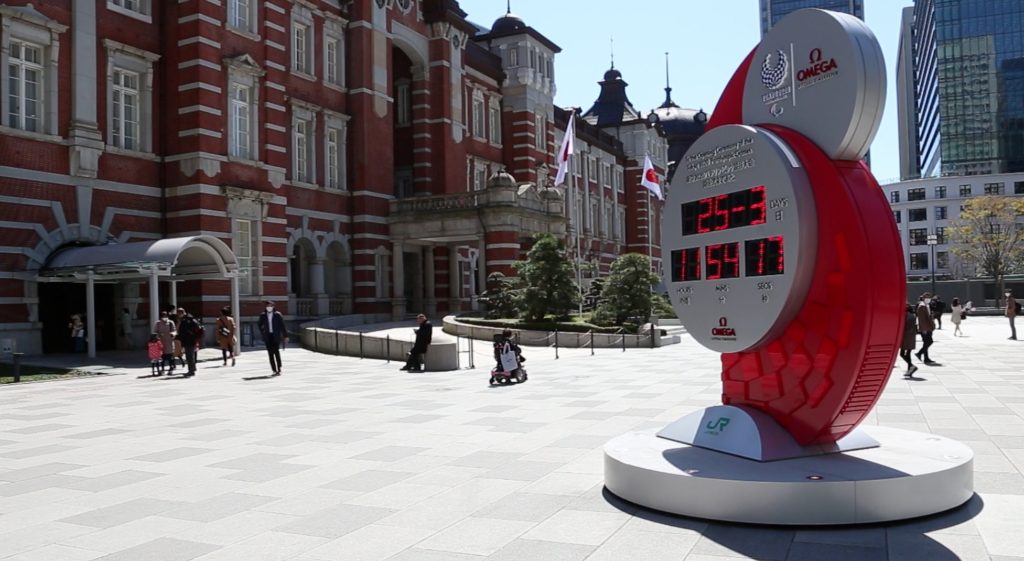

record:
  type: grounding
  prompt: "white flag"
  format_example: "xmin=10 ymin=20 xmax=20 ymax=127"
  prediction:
xmin=554 ymin=112 xmax=575 ymax=185
xmin=641 ymin=154 xmax=663 ymax=200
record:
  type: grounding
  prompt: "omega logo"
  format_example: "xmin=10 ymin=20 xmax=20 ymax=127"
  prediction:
xmin=711 ymin=317 xmax=737 ymax=337
xmin=797 ymin=48 xmax=838 ymax=82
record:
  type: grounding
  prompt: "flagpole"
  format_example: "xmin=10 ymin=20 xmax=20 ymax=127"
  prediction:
xmin=575 ymin=169 xmax=583 ymax=316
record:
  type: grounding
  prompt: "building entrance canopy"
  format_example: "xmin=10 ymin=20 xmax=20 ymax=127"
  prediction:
xmin=37 ymin=236 xmax=240 ymax=358
xmin=39 ymin=235 xmax=238 ymax=280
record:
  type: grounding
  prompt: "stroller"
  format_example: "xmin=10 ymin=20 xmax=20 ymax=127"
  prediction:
xmin=489 ymin=332 xmax=527 ymax=386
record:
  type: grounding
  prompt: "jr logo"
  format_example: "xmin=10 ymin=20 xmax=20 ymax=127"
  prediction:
xmin=705 ymin=417 xmax=731 ymax=432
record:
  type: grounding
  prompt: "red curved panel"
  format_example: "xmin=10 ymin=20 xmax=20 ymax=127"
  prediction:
xmin=706 ymin=48 xmax=756 ymax=132
xmin=719 ymin=126 xmax=906 ymax=445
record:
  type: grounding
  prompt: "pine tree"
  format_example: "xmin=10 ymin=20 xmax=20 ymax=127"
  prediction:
xmin=513 ymin=234 xmax=579 ymax=322
xmin=594 ymin=253 xmax=660 ymax=325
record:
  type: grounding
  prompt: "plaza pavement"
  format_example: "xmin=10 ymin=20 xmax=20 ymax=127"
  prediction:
xmin=1 ymin=316 xmax=1023 ymax=561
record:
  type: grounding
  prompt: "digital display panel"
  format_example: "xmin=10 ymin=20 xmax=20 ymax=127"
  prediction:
xmin=681 ymin=185 xmax=767 ymax=236
xmin=670 ymin=247 xmax=701 ymax=282
xmin=705 ymin=242 xmax=741 ymax=280
xmin=745 ymin=237 xmax=786 ymax=277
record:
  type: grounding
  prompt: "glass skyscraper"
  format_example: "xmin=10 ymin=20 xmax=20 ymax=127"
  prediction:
xmin=900 ymin=0 xmax=1024 ymax=178
xmin=759 ymin=0 xmax=864 ymax=37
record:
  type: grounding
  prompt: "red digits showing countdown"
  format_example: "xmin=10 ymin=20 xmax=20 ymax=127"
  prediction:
xmin=670 ymin=247 xmax=701 ymax=282
xmin=681 ymin=186 xmax=768 ymax=236
xmin=744 ymin=236 xmax=785 ymax=276
xmin=706 ymin=243 xmax=740 ymax=280
xmin=749 ymin=185 xmax=767 ymax=225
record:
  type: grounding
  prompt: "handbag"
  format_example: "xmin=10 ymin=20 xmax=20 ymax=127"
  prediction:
xmin=219 ymin=326 xmax=231 ymax=337
xmin=961 ymin=310 xmax=967 ymax=320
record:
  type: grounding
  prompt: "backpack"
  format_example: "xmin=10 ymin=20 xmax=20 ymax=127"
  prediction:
xmin=1016 ymin=301 xmax=1022 ymax=314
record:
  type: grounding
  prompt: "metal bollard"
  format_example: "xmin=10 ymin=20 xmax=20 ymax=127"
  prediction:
xmin=622 ymin=330 xmax=626 ymax=352
xmin=314 ymin=328 xmax=319 ymax=351
xmin=359 ymin=332 xmax=364 ymax=359
xmin=12 ymin=352 xmax=23 ymax=383
xmin=554 ymin=330 xmax=559 ymax=360
xmin=335 ymin=329 xmax=339 ymax=355
xmin=651 ymin=325 xmax=656 ymax=349
xmin=469 ymin=337 xmax=474 ymax=369
xmin=386 ymin=335 xmax=391 ymax=363
xmin=590 ymin=330 xmax=595 ymax=356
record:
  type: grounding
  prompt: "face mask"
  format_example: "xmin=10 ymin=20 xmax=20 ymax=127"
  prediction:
xmin=266 ymin=307 xmax=274 ymax=313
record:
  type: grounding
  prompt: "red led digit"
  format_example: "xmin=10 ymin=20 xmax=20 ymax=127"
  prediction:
xmin=706 ymin=244 xmax=722 ymax=280
xmin=771 ymin=236 xmax=784 ymax=274
xmin=697 ymin=198 xmax=714 ymax=234
xmin=723 ymin=242 xmax=740 ymax=278
xmin=756 ymin=238 xmax=767 ymax=275
xmin=714 ymin=194 xmax=730 ymax=231
xmin=749 ymin=185 xmax=767 ymax=225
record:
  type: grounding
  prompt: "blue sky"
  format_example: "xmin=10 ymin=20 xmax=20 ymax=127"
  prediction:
xmin=457 ymin=0 xmax=913 ymax=183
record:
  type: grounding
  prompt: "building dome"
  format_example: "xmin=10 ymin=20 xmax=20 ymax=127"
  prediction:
xmin=603 ymin=68 xmax=622 ymax=81
xmin=491 ymin=12 xmax=526 ymax=34
xmin=487 ymin=168 xmax=517 ymax=189
xmin=651 ymin=105 xmax=707 ymax=139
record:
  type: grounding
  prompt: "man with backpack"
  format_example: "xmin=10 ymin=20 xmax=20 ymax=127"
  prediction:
xmin=1007 ymin=290 xmax=1019 ymax=341
xmin=176 ymin=308 xmax=204 ymax=377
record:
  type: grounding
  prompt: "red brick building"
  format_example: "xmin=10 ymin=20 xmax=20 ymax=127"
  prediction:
xmin=0 ymin=1 xmax=697 ymax=355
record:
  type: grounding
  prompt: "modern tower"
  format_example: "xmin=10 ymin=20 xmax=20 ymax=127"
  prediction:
xmin=759 ymin=0 xmax=864 ymax=37
xmin=899 ymin=0 xmax=1024 ymax=179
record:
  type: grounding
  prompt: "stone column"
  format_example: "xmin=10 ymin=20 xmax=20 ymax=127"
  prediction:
xmin=477 ymin=238 xmax=487 ymax=297
xmin=392 ymin=242 xmax=406 ymax=319
xmin=310 ymin=258 xmax=328 ymax=315
xmin=448 ymin=244 xmax=460 ymax=313
xmin=424 ymin=246 xmax=437 ymax=318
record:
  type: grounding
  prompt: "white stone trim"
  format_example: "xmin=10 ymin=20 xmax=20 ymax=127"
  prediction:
xmin=177 ymin=36 xmax=221 ymax=49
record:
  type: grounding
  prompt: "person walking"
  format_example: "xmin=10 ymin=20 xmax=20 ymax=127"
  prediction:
xmin=121 ymin=307 xmax=134 ymax=349
xmin=899 ymin=304 xmax=919 ymax=378
xmin=68 ymin=314 xmax=86 ymax=353
xmin=915 ymin=293 xmax=937 ymax=365
xmin=176 ymin=309 xmax=203 ymax=377
xmin=950 ymin=297 xmax=964 ymax=337
xmin=1007 ymin=290 xmax=1018 ymax=340
xmin=215 ymin=306 xmax=237 ymax=366
xmin=401 ymin=314 xmax=432 ymax=372
xmin=257 ymin=300 xmax=287 ymax=376
xmin=153 ymin=310 xmax=177 ymax=373
xmin=930 ymin=295 xmax=944 ymax=330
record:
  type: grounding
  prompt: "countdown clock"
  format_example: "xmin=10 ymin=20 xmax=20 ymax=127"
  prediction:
xmin=662 ymin=8 xmax=904 ymax=446
xmin=664 ymin=125 xmax=816 ymax=354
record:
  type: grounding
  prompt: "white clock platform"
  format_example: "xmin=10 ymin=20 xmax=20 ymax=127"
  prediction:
xmin=604 ymin=426 xmax=973 ymax=525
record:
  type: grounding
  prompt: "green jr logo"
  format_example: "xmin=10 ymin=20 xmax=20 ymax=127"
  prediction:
xmin=705 ymin=417 xmax=731 ymax=432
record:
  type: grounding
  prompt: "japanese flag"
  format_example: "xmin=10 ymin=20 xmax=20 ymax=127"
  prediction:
xmin=641 ymin=154 xmax=663 ymax=200
xmin=554 ymin=112 xmax=575 ymax=185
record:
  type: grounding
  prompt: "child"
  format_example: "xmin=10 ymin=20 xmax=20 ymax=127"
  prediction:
xmin=148 ymin=334 xmax=164 ymax=376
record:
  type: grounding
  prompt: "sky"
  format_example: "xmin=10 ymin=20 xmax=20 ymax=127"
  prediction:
xmin=456 ymin=0 xmax=914 ymax=183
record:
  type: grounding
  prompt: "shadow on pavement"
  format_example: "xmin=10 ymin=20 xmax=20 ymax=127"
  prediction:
xmin=602 ymin=487 xmax=984 ymax=560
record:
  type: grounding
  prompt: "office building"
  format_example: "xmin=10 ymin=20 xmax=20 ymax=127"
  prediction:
xmin=759 ymin=0 xmax=864 ymax=36
xmin=898 ymin=0 xmax=1024 ymax=179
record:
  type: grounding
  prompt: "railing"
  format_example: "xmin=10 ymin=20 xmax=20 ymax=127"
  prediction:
xmin=393 ymin=191 xmax=480 ymax=213
xmin=329 ymin=298 xmax=350 ymax=316
xmin=293 ymin=298 xmax=314 ymax=317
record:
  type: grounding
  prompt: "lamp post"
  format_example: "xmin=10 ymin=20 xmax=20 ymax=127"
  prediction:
xmin=927 ymin=233 xmax=938 ymax=297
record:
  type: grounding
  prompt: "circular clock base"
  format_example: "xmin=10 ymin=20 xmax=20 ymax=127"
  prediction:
xmin=604 ymin=426 xmax=973 ymax=525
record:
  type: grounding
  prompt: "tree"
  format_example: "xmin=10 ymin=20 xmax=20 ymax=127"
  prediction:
xmin=478 ymin=271 xmax=518 ymax=319
xmin=593 ymin=253 xmax=660 ymax=325
xmin=948 ymin=195 xmax=1024 ymax=302
xmin=513 ymin=233 xmax=579 ymax=321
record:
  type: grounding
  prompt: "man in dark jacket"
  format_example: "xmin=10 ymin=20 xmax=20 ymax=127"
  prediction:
xmin=401 ymin=314 xmax=432 ymax=372
xmin=915 ymin=293 xmax=937 ymax=365
xmin=930 ymin=295 xmax=944 ymax=330
xmin=258 ymin=300 xmax=288 ymax=376
xmin=176 ymin=309 xmax=203 ymax=377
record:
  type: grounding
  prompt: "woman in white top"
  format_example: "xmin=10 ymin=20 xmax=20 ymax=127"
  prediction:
xmin=950 ymin=297 xmax=964 ymax=337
